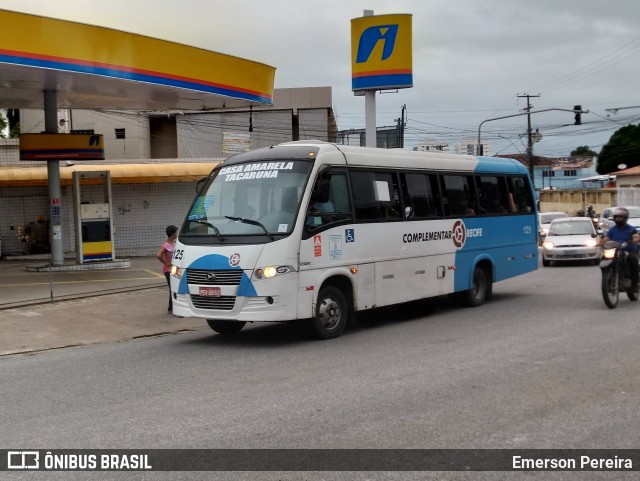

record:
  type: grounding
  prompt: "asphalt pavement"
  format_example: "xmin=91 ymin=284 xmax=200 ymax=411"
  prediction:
xmin=0 ymin=256 xmax=206 ymax=356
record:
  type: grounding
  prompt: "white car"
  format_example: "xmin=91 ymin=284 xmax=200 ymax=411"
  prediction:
xmin=538 ymin=211 xmax=569 ymax=243
xmin=542 ymin=217 xmax=601 ymax=266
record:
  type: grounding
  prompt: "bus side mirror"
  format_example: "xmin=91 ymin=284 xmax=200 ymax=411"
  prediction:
xmin=196 ymin=177 xmax=207 ymax=194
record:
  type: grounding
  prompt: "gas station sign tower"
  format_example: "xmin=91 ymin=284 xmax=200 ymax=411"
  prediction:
xmin=351 ymin=12 xmax=413 ymax=147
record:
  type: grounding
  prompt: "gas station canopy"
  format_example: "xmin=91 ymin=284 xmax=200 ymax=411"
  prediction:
xmin=0 ymin=9 xmax=275 ymax=110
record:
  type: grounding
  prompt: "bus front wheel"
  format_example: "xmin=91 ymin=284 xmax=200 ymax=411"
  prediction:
xmin=206 ymin=319 xmax=246 ymax=335
xmin=461 ymin=266 xmax=489 ymax=307
xmin=311 ymin=286 xmax=349 ymax=340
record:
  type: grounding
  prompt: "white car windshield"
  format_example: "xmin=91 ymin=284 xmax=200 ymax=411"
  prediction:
xmin=548 ymin=220 xmax=594 ymax=236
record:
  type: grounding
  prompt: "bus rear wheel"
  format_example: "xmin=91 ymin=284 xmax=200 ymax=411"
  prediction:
xmin=206 ymin=319 xmax=246 ymax=335
xmin=311 ymin=285 xmax=349 ymax=340
xmin=461 ymin=266 xmax=489 ymax=307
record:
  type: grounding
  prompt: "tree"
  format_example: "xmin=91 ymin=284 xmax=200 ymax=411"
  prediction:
xmin=7 ymin=109 xmax=19 ymax=138
xmin=596 ymin=124 xmax=640 ymax=174
xmin=570 ymin=145 xmax=597 ymax=157
xmin=0 ymin=111 xmax=7 ymax=138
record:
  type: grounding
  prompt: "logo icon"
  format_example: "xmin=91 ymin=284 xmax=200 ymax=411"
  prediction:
xmin=345 ymin=229 xmax=355 ymax=243
xmin=452 ymin=220 xmax=466 ymax=249
xmin=7 ymin=451 xmax=39 ymax=470
xmin=356 ymin=24 xmax=399 ymax=63
xmin=229 ymin=253 xmax=241 ymax=267
xmin=205 ymin=272 xmax=216 ymax=281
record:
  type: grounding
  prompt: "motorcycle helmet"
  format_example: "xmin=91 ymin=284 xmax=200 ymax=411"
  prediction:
xmin=613 ymin=207 xmax=629 ymax=226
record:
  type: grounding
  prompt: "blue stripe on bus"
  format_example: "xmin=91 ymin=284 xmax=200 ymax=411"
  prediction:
xmin=453 ymin=216 xmax=538 ymax=292
xmin=177 ymin=254 xmax=257 ymax=296
xmin=472 ymin=157 xmax=528 ymax=174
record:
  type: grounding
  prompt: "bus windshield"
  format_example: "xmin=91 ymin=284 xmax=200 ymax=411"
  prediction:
xmin=181 ymin=160 xmax=313 ymax=240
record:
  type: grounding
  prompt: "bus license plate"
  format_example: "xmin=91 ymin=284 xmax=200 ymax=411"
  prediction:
xmin=199 ymin=287 xmax=221 ymax=297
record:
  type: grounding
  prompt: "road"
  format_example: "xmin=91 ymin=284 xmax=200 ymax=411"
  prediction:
xmin=1 ymin=261 xmax=639 ymax=480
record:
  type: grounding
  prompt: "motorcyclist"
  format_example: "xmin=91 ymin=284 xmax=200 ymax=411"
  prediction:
xmin=586 ymin=204 xmax=598 ymax=229
xmin=600 ymin=207 xmax=640 ymax=290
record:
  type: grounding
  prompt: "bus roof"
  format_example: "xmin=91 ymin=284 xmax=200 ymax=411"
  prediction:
xmin=222 ymin=141 xmax=529 ymax=176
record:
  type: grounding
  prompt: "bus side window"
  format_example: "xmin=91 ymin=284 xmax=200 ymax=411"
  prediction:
xmin=306 ymin=172 xmax=351 ymax=229
xmin=351 ymin=171 xmax=401 ymax=221
xmin=402 ymin=172 xmax=438 ymax=218
xmin=477 ymin=175 xmax=510 ymax=214
xmin=508 ymin=176 xmax=534 ymax=213
xmin=441 ymin=174 xmax=477 ymax=216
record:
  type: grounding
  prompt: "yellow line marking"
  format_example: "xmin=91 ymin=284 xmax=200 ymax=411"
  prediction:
xmin=142 ymin=269 xmax=165 ymax=278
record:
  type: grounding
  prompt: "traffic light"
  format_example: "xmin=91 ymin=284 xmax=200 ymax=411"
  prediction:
xmin=574 ymin=105 xmax=582 ymax=125
xmin=478 ymin=144 xmax=484 ymax=156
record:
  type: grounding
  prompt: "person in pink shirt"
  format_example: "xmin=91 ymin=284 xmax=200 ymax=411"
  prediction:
xmin=156 ymin=225 xmax=178 ymax=312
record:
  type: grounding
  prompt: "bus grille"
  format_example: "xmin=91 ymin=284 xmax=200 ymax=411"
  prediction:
xmin=190 ymin=295 xmax=236 ymax=310
xmin=186 ymin=269 xmax=243 ymax=286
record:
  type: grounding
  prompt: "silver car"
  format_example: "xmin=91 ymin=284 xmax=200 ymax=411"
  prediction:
xmin=538 ymin=211 xmax=569 ymax=244
xmin=599 ymin=206 xmax=640 ymax=232
xmin=542 ymin=217 xmax=601 ymax=266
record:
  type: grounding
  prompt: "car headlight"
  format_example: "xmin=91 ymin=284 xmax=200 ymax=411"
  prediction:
xmin=585 ymin=239 xmax=598 ymax=247
xmin=170 ymin=265 xmax=182 ymax=278
xmin=543 ymin=240 xmax=554 ymax=249
xmin=254 ymin=265 xmax=295 ymax=279
xmin=603 ymin=248 xmax=616 ymax=259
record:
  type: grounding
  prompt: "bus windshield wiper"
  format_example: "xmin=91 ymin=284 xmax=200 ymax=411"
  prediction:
xmin=225 ymin=216 xmax=275 ymax=241
xmin=191 ymin=219 xmax=225 ymax=240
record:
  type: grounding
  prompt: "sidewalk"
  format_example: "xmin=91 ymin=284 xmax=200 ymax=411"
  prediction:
xmin=0 ymin=257 xmax=206 ymax=356
xmin=0 ymin=287 xmax=206 ymax=356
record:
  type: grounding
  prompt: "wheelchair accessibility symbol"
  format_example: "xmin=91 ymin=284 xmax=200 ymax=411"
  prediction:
xmin=345 ymin=229 xmax=355 ymax=243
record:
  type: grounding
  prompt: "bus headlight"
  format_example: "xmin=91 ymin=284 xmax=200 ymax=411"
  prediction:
xmin=254 ymin=265 xmax=295 ymax=279
xmin=170 ymin=265 xmax=182 ymax=278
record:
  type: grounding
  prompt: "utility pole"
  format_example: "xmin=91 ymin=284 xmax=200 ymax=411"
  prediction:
xmin=518 ymin=94 xmax=540 ymax=188
xmin=396 ymin=104 xmax=406 ymax=148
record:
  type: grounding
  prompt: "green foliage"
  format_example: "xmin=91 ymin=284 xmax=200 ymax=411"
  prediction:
xmin=597 ymin=124 xmax=640 ymax=174
xmin=570 ymin=145 xmax=597 ymax=157
xmin=7 ymin=109 xmax=19 ymax=138
xmin=0 ymin=112 xmax=7 ymax=138
xmin=9 ymin=122 xmax=20 ymax=138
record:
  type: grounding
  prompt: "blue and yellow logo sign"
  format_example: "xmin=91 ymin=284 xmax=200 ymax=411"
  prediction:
xmin=351 ymin=14 xmax=412 ymax=91
xmin=20 ymin=134 xmax=105 ymax=161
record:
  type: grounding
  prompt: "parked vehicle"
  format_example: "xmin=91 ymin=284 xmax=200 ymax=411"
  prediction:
xmin=538 ymin=211 xmax=569 ymax=243
xmin=541 ymin=217 xmax=601 ymax=266
xmin=599 ymin=206 xmax=640 ymax=232
xmin=600 ymin=240 xmax=640 ymax=308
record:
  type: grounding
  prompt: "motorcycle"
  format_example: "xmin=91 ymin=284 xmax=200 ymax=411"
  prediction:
xmin=600 ymin=240 xmax=639 ymax=308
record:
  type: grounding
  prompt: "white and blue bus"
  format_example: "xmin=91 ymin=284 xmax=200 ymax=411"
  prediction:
xmin=170 ymin=141 xmax=538 ymax=339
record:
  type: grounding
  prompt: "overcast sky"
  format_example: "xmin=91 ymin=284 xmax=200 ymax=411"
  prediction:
xmin=1 ymin=0 xmax=639 ymax=157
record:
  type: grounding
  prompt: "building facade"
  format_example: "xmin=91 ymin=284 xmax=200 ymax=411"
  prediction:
xmin=0 ymin=87 xmax=336 ymax=259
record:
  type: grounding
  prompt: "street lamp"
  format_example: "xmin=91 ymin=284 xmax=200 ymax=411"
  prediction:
xmin=605 ymin=106 xmax=640 ymax=115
